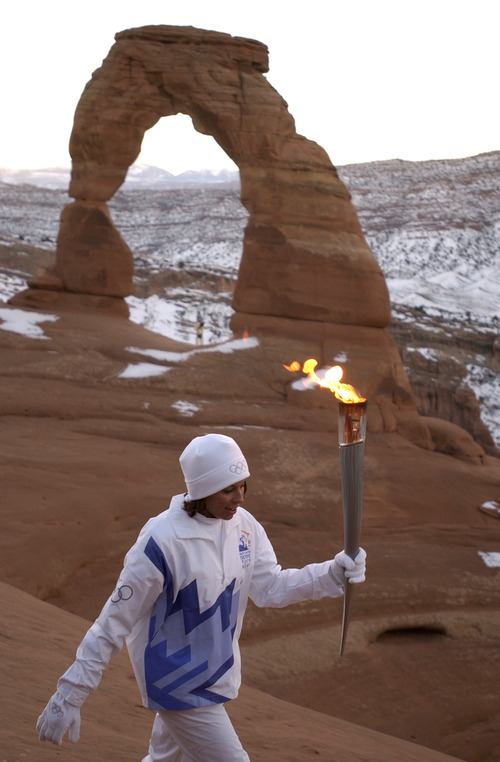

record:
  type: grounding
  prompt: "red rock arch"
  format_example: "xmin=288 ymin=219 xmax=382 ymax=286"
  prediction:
xmin=54 ymin=25 xmax=390 ymax=330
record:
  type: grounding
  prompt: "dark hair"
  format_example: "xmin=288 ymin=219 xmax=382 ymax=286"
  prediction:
xmin=182 ymin=482 xmax=248 ymax=518
xmin=182 ymin=496 xmax=206 ymax=518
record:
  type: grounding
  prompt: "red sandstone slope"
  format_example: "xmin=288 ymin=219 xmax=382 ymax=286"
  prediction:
xmin=0 ymin=300 xmax=499 ymax=760
xmin=1 ymin=582 xmax=460 ymax=761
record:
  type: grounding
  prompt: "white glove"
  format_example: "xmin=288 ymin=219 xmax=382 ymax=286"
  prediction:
xmin=329 ymin=547 xmax=367 ymax=586
xmin=36 ymin=690 xmax=81 ymax=745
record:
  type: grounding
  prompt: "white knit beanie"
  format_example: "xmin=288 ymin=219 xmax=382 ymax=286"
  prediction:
xmin=179 ymin=434 xmax=250 ymax=500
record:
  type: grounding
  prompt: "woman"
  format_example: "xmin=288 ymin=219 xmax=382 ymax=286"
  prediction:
xmin=37 ymin=433 xmax=366 ymax=761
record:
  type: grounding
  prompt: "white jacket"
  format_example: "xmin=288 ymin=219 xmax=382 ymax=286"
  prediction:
xmin=58 ymin=495 xmax=342 ymax=711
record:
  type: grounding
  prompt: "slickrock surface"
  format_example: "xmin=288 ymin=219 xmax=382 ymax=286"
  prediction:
xmin=1 ymin=582 xmax=461 ymax=761
xmin=1 ymin=301 xmax=499 ymax=760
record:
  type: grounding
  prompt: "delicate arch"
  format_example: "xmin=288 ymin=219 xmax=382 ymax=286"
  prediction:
xmin=54 ymin=25 xmax=390 ymax=328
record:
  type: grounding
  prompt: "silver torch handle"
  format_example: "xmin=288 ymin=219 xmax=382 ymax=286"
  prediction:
xmin=338 ymin=400 xmax=366 ymax=656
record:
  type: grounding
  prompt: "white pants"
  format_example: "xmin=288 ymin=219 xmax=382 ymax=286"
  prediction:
xmin=141 ymin=704 xmax=250 ymax=762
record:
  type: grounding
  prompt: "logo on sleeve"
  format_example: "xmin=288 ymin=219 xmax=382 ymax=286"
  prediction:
xmin=111 ymin=584 xmax=134 ymax=603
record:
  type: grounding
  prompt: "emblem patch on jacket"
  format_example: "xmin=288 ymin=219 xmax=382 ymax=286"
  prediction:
xmin=239 ymin=530 xmax=251 ymax=568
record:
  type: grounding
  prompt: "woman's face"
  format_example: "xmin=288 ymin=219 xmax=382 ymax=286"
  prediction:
xmin=201 ymin=479 xmax=247 ymax=520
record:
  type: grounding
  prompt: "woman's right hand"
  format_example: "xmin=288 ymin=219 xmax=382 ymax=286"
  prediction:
xmin=36 ymin=690 xmax=81 ymax=745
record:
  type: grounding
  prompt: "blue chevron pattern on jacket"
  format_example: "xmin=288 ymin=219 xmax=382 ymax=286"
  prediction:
xmin=143 ymin=537 xmax=240 ymax=710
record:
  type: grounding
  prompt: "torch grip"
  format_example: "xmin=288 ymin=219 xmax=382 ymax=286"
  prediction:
xmin=339 ymin=440 xmax=365 ymax=560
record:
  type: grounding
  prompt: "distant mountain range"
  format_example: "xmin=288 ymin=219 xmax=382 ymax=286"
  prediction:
xmin=0 ymin=165 xmax=240 ymax=190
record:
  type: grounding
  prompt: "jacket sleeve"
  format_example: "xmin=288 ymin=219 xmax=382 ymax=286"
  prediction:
xmin=56 ymin=539 xmax=165 ymax=707
xmin=248 ymin=520 xmax=343 ymax=608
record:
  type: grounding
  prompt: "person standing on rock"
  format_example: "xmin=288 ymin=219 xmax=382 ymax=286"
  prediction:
xmin=36 ymin=433 xmax=367 ymax=761
xmin=195 ymin=311 xmax=204 ymax=345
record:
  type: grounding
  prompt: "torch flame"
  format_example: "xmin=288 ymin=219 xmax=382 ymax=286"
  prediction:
xmin=284 ymin=358 xmax=366 ymax=403
xmin=283 ymin=360 xmax=301 ymax=372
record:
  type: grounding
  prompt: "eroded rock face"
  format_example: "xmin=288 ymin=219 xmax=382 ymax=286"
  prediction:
xmin=11 ymin=25 xmax=485 ymax=456
xmin=63 ymin=25 xmax=390 ymax=327
xmin=390 ymin=320 xmax=497 ymax=454
xmin=56 ymin=201 xmax=134 ymax=297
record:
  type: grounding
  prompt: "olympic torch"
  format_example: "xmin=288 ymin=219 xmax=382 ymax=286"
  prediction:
xmin=284 ymin=359 xmax=366 ymax=655
xmin=337 ymin=398 xmax=366 ymax=655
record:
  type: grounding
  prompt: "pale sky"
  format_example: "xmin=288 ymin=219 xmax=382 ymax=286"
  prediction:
xmin=1 ymin=0 xmax=498 ymax=173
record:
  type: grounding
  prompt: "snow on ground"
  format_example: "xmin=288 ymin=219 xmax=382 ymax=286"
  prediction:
xmin=0 ymin=298 xmax=258 ymax=379
xmin=387 ymin=271 xmax=500 ymax=323
xmin=126 ymin=291 xmax=234 ymax=346
xmin=125 ymin=335 xmax=259 ymax=366
xmin=478 ymin=551 xmax=500 ymax=568
xmin=1 ymin=269 xmax=499 ymax=446
xmin=465 ymin=363 xmax=500 ymax=448
xmin=109 ymin=337 xmax=261 ymax=379
xmin=0 ymin=307 xmax=58 ymax=339
xmin=171 ymin=400 xmax=202 ymax=417
xmin=0 ymin=273 xmax=28 ymax=303
xmin=118 ymin=363 xmax=172 ymax=379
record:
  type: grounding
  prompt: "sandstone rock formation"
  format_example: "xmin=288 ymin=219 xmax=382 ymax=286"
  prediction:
xmin=65 ymin=25 xmax=389 ymax=324
xmin=11 ymin=25 xmax=485 ymax=459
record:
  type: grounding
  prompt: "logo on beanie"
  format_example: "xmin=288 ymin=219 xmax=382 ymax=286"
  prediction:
xmin=229 ymin=459 xmax=247 ymax=476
